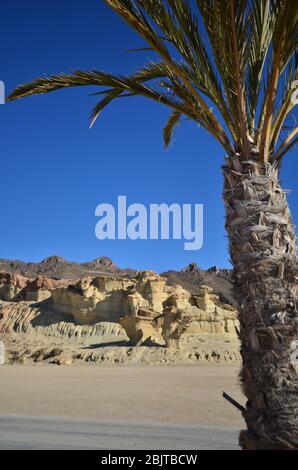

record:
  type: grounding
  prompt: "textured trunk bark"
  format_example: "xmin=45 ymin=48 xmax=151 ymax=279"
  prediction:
xmin=223 ymin=156 xmax=298 ymax=450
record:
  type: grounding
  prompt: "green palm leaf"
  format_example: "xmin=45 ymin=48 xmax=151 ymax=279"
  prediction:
xmin=7 ymin=0 xmax=298 ymax=162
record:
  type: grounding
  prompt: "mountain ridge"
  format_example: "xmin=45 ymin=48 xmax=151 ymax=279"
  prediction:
xmin=0 ymin=256 xmax=235 ymax=306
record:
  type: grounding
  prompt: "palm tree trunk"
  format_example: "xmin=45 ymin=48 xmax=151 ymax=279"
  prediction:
xmin=223 ymin=156 xmax=298 ymax=450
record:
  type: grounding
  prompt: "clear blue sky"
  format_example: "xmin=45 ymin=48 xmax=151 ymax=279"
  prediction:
xmin=1 ymin=0 xmax=298 ymax=273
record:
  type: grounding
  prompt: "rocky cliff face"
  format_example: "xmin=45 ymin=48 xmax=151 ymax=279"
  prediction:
xmin=0 ymin=256 xmax=235 ymax=304
xmin=0 ymin=269 xmax=238 ymax=336
xmin=0 ymin=257 xmax=240 ymax=365
xmin=162 ymin=262 xmax=235 ymax=307
xmin=0 ymin=297 xmax=240 ymax=365
xmin=0 ymin=272 xmax=72 ymax=302
xmin=0 ymin=273 xmax=29 ymax=301
xmin=50 ymin=276 xmax=134 ymax=324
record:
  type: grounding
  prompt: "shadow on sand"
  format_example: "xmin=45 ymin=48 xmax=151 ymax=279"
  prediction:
xmin=83 ymin=339 xmax=163 ymax=349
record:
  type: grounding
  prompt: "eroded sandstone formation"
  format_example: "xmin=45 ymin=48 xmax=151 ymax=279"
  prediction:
xmin=0 ymin=270 xmax=239 ymax=336
xmin=0 ymin=272 xmax=72 ymax=302
xmin=118 ymin=282 xmax=238 ymax=349
xmin=0 ymin=273 xmax=29 ymax=301
xmin=0 ymin=268 xmax=240 ymax=364
xmin=50 ymin=276 xmax=134 ymax=324
xmin=119 ymin=308 xmax=162 ymax=346
xmin=159 ymin=306 xmax=190 ymax=349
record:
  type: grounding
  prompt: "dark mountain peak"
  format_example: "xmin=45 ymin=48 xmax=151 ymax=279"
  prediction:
xmin=207 ymin=266 xmax=221 ymax=274
xmin=207 ymin=265 xmax=233 ymax=280
xmin=41 ymin=255 xmax=67 ymax=265
xmin=161 ymin=263 xmax=236 ymax=307
xmin=0 ymin=255 xmax=124 ymax=280
xmin=87 ymin=256 xmax=115 ymax=268
xmin=181 ymin=262 xmax=201 ymax=273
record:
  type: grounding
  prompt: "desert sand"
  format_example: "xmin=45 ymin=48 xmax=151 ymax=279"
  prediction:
xmin=0 ymin=261 xmax=244 ymax=448
xmin=0 ymin=364 xmax=244 ymax=428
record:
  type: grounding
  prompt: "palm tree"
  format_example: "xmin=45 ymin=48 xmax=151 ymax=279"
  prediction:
xmin=7 ymin=0 xmax=298 ymax=449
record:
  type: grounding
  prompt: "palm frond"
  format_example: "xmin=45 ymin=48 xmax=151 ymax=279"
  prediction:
xmin=246 ymin=0 xmax=272 ymax=130
xmin=270 ymin=54 xmax=298 ymax=149
xmin=106 ymin=0 xmax=234 ymax=153
xmin=163 ymin=110 xmax=182 ymax=148
xmin=162 ymin=0 xmax=238 ymax=140
xmin=275 ymin=125 xmax=298 ymax=161
xmin=196 ymin=0 xmax=253 ymax=150
xmin=259 ymin=0 xmax=298 ymax=162
xmin=90 ymin=89 xmax=123 ymax=128
xmin=7 ymin=0 xmax=298 ymax=163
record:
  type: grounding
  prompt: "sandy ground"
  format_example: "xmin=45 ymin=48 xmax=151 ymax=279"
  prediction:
xmin=3 ymin=331 xmax=241 ymax=365
xmin=0 ymin=364 xmax=245 ymax=428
